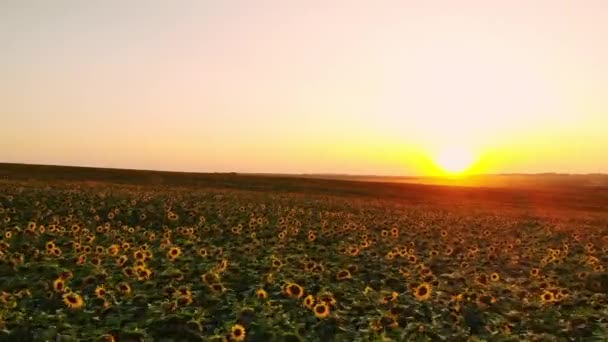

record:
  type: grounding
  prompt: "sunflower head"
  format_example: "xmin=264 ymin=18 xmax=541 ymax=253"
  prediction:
xmin=414 ymin=283 xmax=432 ymax=301
xmin=256 ymin=288 xmax=268 ymax=299
xmin=230 ymin=324 xmax=246 ymax=341
xmin=209 ymin=283 xmax=226 ymax=294
xmin=530 ymin=268 xmax=540 ymax=277
xmin=303 ymin=294 xmax=315 ymax=309
xmin=117 ymin=282 xmax=131 ymax=295
xmin=284 ymin=283 xmax=304 ymax=298
xmin=168 ymin=246 xmax=182 ymax=260
xmin=94 ymin=285 xmax=107 ymax=299
xmin=336 ymin=269 xmax=352 ymax=280
xmin=176 ymin=295 xmax=193 ymax=306
xmin=313 ymin=303 xmax=330 ymax=319
xmin=53 ymin=278 xmax=66 ymax=293
xmin=63 ymin=292 xmax=84 ymax=309
xmin=540 ymin=291 xmax=555 ymax=303
xmin=271 ymin=258 xmax=283 ymax=268
xmin=134 ymin=250 xmax=145 ymax=261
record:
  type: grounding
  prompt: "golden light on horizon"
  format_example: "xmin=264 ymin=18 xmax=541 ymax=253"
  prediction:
xmin=434 ymin=147 xmax=476 ymax=175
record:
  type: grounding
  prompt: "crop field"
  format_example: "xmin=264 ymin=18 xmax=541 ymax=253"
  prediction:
xmin=0 ymin=165 xmax=608 ymax=341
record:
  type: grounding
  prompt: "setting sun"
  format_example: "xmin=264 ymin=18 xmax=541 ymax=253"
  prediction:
xmin=435 ymin=147 xmax=475 ymax=175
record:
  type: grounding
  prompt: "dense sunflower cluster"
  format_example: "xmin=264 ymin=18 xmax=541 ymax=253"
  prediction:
xmin=0 ymin=180 xmax=607 ymax=341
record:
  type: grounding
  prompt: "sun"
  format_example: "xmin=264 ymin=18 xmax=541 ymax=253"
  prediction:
xmin=435 ymin=147 xmax=475 ymax=175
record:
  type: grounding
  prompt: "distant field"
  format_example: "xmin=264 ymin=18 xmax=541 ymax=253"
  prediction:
xmin=1 ymin=163 xmax=608 ymax=214
xmin=0 ymin=163 xmax=607 ymax=341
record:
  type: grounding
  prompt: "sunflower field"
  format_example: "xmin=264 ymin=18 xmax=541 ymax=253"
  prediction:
xmin=0 ymin=177 xmax=607 ymax=341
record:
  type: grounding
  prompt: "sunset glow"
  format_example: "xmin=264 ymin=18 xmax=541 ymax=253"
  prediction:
xmin=1 ymin=1 xmax=607 ymax=175
xmin=435 ymin=147 xmax=475 ymax=175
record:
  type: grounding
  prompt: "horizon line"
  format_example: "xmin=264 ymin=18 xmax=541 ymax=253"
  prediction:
xmin=1 ymin=161 xmax=606 ymax=179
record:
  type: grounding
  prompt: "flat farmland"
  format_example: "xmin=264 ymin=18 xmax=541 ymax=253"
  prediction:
xmin=0 ymin=164 xmax=607 ymax=341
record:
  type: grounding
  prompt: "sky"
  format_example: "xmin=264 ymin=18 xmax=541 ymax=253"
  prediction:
xmin=1 ymin=0 xmax=607 ymax=176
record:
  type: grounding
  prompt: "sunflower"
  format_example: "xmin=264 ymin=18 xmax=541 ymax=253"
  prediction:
xmin=381 ymin=291 xmax=399 ymax=304
xmin=122 ymin=267 xmax=135 ymax=278
xmin=136 ymin=267 xmax=152 ymax=281
xmin=318 ymin=293 xmax=337 ymax=307
xmin=390 ymin=227 xmax=399 ymax=237
xmin=45 ymin=241 xmax=55 ymax=250
xmin=530 ymin=268 xmax=540 ymax=277
xmin=540 ymin=291 xmax=555 ymax=303
xmin=117 ymin=282 xmax=131 ymax=295
xmin=53 ymin=277 xmax=66 ymax=293
xmin=303 ymin=294 xmax=315 ymax=309
xmin=215 ymin=259 xmax=229 ymax=273
xmin=198 ymin=247 xmax=209 ymax=258
xmin=63 ymin=292 xmax=84 ymax=309
xmin=133 ymin=250 xmax=145 ymax=261
xmin=284 ymin=283 xmax=304 ymax=299
xmin=336 ymin=269 xmax=352 ymax=280
xmin=490 ymin=273 xmax=500 ymax=282
xmin=0 ymin=291 xmax=11 ymax=305
xmin=134 ymin=260 xmax=146 ymax=269
xmin=76 ymin=254 xmax=87 ymax=265
xmin=108 ymin=245 xmax=119 ymax=256
xmin=167 ymin=246 xmax=182 ymax=260
xmin=271 ymin=258 xmax=283 ymax=268
xmin=256 ymin=288 xmax=268 ymax=299
xmin=94 ymin=285 xmax=107 ymax=299
xmin=209 ymin=283 xmax=226 ymax=294
xmin=230 ymin=324 xmax=246 ymax=341
xmin=91 ymin=256 xmax=102 ymax=267
xmin=419 ymin=267 xmax=432 ymax=277
xmin=116 ymin=255 xmax=128 ymax=268
xmin=414 ymin=283 xmax=432 ymax=301
xmin=176 ymin=295 xmax=193 ymax=306
xmin=313 ymin=303 xmax=330 ymax=319
xmin=167 ymin=212 xmax=179 ymax=221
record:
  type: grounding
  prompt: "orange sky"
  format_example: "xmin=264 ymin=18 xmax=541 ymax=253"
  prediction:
xmin=1 ymin=1 xmax=607 ymax=175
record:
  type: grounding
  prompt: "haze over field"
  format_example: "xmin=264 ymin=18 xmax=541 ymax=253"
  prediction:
xmin=1 ymin=1 xmax=607 ymax=176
